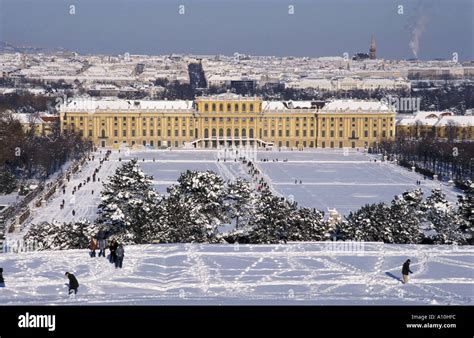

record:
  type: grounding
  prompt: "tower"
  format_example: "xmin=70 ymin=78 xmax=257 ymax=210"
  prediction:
xmin=369 ymin=34 xmax=376 ymax=60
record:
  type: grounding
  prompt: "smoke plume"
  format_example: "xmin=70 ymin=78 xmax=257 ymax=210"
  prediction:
xmin=408 ymin=2 xmax=433 ymax=58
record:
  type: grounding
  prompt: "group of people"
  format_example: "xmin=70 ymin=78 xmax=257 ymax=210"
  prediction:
xmin=259 ymin=158 xmax=289 ymax=162
xmin=58 ymin=151 xmax=112 ymax=215
xmin=88 ymin=231 xmax=125 ymax=269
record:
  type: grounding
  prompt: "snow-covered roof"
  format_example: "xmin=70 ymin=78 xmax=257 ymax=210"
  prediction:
xmin=263 ymin=101 xmax=316 ymax=110
xmin=60 ymin=99 xmax=194 ymax=112
xmin=322 ymin=100 xmax=392 ymax=112
xmin=196 ymin=93 xmax=259 ymax=101
xmin=10 ymin=112 xmax=56 ymax=124
xmin=397 ymin=112 xmax=473 ymax=127
xmin=436 ymin=116 xmax=474 ymax=127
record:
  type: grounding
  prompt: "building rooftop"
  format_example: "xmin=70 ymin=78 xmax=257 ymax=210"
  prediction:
xmin=60 ymin=99 xmax=194 ymax=112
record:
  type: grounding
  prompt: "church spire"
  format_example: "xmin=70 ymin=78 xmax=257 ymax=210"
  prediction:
xmin=369 ymin=34 xmax=376 ymax=60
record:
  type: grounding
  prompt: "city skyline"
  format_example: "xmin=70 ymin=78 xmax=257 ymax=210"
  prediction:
xmin=0 ymin=0 xmax=472 ymax=60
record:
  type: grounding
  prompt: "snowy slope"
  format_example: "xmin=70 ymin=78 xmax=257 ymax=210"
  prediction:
xmin=0 ymin=243 xmax=472 ymax=305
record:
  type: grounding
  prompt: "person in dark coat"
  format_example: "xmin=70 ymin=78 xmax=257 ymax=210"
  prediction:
xmin=0 ymin=267 xmax=4 ymax=286
xmin=109 ymin=239 xmax=118 ymax=263
xmin=96 ymin=230 xmax=107 ymax=257
xmin=115 ymin=244 xmax=124 ymax=269
xmin=65 ymin=272 xmax=79 ymax=294
xmin=402 ymin=259 xmax=413 ymax=284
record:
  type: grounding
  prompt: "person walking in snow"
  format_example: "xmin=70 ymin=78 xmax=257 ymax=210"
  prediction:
xmin=65 ymin=272 xmax=79 ymax=295
xmin=88 ymin=237 xmax=98 ymax=257
xmin=109 ymin=239 xmax=118 ymax=263
xmin=97 ymin=231 xmax=107 ymax=257
xmin=402 ymin=259 xmax=413 ymax=284
xmin=115 ymin=244 xmax=124 ymax=269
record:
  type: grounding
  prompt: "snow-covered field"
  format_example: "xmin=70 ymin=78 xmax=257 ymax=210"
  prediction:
xmin=0 ymin=243 xmax=472 ymax=305
xmin=19 ymin=148 xmax=462 ymax=229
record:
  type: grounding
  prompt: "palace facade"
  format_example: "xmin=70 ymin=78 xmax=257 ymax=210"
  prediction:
xmin=60 ymin=93 xmax=396 ymax=149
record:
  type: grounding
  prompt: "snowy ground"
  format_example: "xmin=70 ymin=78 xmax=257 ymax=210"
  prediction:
xmin=14 ymin=148 xmax=463 ymax=233
xmin=0 ymin=243 xmax=472 ymax=305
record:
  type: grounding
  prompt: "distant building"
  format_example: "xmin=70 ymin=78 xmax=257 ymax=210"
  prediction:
xmin=396 ymin=111 xmax=474 ymax=141
xmin=60 ymin=94 xmax=396 ymax=149
xmin=10 ymin=112 xmax=58 ymax=135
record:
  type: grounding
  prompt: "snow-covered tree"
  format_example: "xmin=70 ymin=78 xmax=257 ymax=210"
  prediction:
xmin=25 ymin=220 xmax=95 ymax=250
xmin=243 ymin=188 xmax=294 ymax=244
xmin=422 ymin=188 xmax=469 ymax=245
xmin=288 ymin=207 xmax=331 ymax=241
xmin=457 ymin=181 xmax=474 ymax=244
xmin=154 ymin=170 xmax=226 ymax=243
xmin=341 ymin=203 xmax=394 ymax=242
xmin=389 ymin=189 xmax=424 ymax=244
xmin=225 ymin=178 xmax=258 ymax=229
xmin=0 ymin=168 xmax=17 ymax=194
xmin=95 ymin=159 xmax=159 ymax=243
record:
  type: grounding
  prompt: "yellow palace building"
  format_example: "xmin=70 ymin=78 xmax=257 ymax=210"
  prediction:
xmin=60 ymin=93 xmax=396 ymax=149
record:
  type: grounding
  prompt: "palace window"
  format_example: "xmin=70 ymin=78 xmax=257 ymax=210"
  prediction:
xmin=212 ymin=104 xmax=216 ymax=112
xmin=250 ymin=104 xmax=254 ymax=112
xmin=242 ymin=104 xmax=246 ymax=112
xmin=227 ymin=104 xmax=231 ymax=111
xmin=234 ymin=104 xmax=239 ymax=112
xmin=219 ymin=104 xmax=224 ymax=112
xmin=204 ymin=103 xmax=209 ymax=112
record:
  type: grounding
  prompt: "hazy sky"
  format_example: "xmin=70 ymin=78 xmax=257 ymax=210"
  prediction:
xmin=0 ymin=0 xmax=472 ymax=60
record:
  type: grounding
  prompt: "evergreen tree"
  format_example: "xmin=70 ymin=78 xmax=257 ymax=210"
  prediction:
xmin=288 ymin=207 xmax=331 ymax=241
xmin=245 ymin=188 xmax=293 ymax=244
xmin=96 ymin=159 xmax=158 ymax=243
xmin=341 ymin=203 xmax=394 ymax=242
xmin=422 ymin=188 xmax=469 ymax=244
xmin=389 ymin=189 xmax=423 ymax=244
xmin=457 ymin=181 xmax=474 ymax=244
xmin=154 ymin=170 xmax=226 ymax=243
xmin=0 ymin=168 xmax=17 ymax=194
xmin=25 ymin=220 xmax=94 ymax=250
xmin=225 ymin=178 xmax=257 ymax=229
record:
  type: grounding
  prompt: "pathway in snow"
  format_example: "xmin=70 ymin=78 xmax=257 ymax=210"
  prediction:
xmin=0 ymin=243 xmax=472 ymax=305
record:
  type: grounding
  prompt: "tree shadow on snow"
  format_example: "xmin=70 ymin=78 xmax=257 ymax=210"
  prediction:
xmin=385 ymin=272 xmax=402 ymax=283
